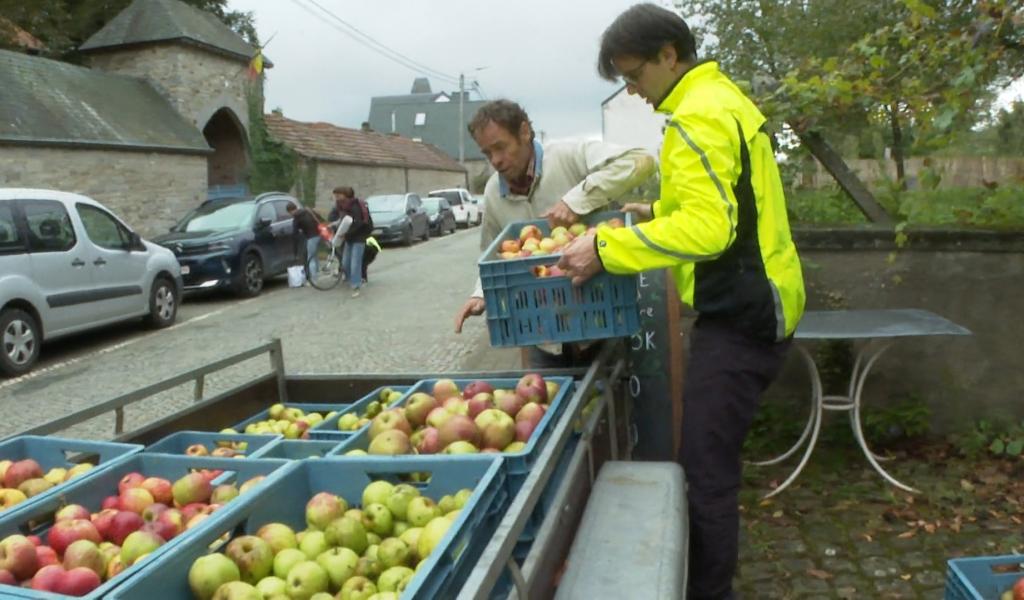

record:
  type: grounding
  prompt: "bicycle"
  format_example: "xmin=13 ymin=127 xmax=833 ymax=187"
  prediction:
xmin=307 ymin=221 xmax=345 ymax=290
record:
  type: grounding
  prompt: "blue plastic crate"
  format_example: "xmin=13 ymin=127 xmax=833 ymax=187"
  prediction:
xmin=309 ymin=385 xmax=412 ymax=437
xmin=258 ymin=438 xmax=348 ymax=460
xmin=334 ymin=377 xmax=573 ymax=492
xmin=0 ymin=435 xmax=142 ymax=515
xmin=144 ymin=431 xmax=282 ymax=458
xmin=232 ymin=403 xmax=350 ymax=434
xmin=478 ymin=210 xmax=640 ymax=347
xmin=946 ymin=554 xmax=1024 ymax=599
xmin=0 ymin=454 xmax=290 ymax=599
xmin=108 ymin=456 xmax=508 ymax=600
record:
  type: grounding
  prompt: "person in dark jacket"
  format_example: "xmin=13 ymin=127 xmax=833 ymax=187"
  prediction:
xmin=286 ymin=202 xmax=321 ymax=279
xmin=331 ymin=186 xmax=372 ymax=297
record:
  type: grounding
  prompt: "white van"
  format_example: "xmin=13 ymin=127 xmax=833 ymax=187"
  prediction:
xmin=427 ymin=188 xmax=481 ymax=227
xmin=0 ymin=189 xmax=182 ymax=376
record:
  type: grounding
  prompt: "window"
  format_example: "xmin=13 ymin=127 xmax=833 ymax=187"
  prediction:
xmin=409 ymin=195 xmax=421 ymax=209
xmin=77 ymin=204 xmax=130 ymax=250
xmin=273 ymin=200 xmax=295 ymax=221
xmin=430 ymin=191 xmax=461 ymax=206
xmin=414 ymin=112 xmax=426 ymax=126
xmin=23 ymin=200 xmax=76 ymax=253
xmin=256 ymin=203 xmax=276 ymax=224
xmin=0 ymin=202 xmax=24 ymax=254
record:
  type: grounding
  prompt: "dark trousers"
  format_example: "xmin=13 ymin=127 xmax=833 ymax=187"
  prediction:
xmin=680 ymin=319 xmax=791 ymax=600
xmin=525 ymin=343 xmax=602 ymax=370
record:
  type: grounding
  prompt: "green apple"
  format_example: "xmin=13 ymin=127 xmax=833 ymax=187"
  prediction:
xmin=417 ymin=516 xmax=453 ymax=559
xmin=454 ymin=488 xmax=473 ymax=509
xmin=189 ymin=553 xmax=240 ymax=600
xmin=399 ymin=528 xmax=422 ymax=560
xmin=345 ymin=449 xmax=368 ymax=456
xmin=437 ymin=495 xmax=457 ymax=515
xmin=377 ymin=565 xmax=415 ymax=593
xmin=315 ymin=546 xmax=358 ymax=590
xmin=310 ymin=593 xmax=334 ymax=600
xmin=257 ymin=523 xmax=298 ymax=554
xmin=299 ymin=530 xmax=330 ymax=559
xmin=324 ymin=516 xmax=368 ymax=555
xmin=364 ymin=401 xmax=383 ymax=419
xmin=392 ymin=521 xmax=410 ymax=536
xmin=406 ymin=497 xmax=440 ymax=528
xmin=365 ymin=544 xmax=379 ymax=561
xmin=337 ymin=413 xmax=360 ymax=431
xmin=225 ymin=535 xmax=274 ymax=584
xmin=344 ymin=508 xmax=364 ymax=523
xmin=284 ymin=560 xmax=329 ymax=599
xmin=361 ymin=503 xmax=394 ymax=536
xmin=361 ymin=481 xmax=394 ymax=507
xmin=366 ymin=532 xmax=382 ymax=547
xmin=377 ymin=538 xmax=410 ymax=569
xmin=385 ymin=484 xmax=419 ymax=521
xmin=368 ymin=592 xmax=399 ymax=600
xmin=211 ymin=581 xmax=262 ymax=599
xmin=255 ymin=576 xmax=287 ymax=596
xmin=355 ymin=555 xmax=381 ymax=580
xmin=272 ymin=548 xmax=307 ymax=580
xmin=338 ymin=576 xmax=376 ymax=600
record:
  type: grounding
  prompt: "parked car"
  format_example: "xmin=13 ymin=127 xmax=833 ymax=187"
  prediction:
xmin=423 ymin=197 xmax=457 ymax=236
xmin=154 ymin=192 xmax=302 ymax=298
xmin=366 ymin=193 xmax=430 ymax=246
xmin=0 ymin=189 xmax=182 ymax=376
xmin=428 ymin=188 xmax=481 ymax=227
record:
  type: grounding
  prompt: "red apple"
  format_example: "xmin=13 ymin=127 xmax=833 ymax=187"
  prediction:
xmin=197 ymin=469 xmax=223 ymax=482
xmin=117 ymin=472 xmax=146 ymax=495
xmin=54 ymin=566 xmax=101 ymax=595
xmin=141 ymin=519 xmax=178 ymax=542
xmin=62 ymin=539 xmax=104 ymax=577
xmin=155 ymin=509 xmax=185 ymax=539
xmin=172 ymin=472 xmax=212 ymax=507
xmin=0 ymin=569 xmax=14 ymax=585
xmin=47 ymin=519 xmax=101 ymax=557
xmin=101 ymin=495 xmax=121 ymax=510
xmin=495 ymin=391 xmax=526 ymax=418
xmin=140 ymin=477 xmax=173 ymax=505
xmin=432 ymin=379 xmax=461 ymax=402
xmin=90 ymin=508 xmax=120 ymax=540
xmin=438 ymin=414 xmax=481 ymax=447
xmin=184 ymin=444 xmax=209 ymax=457
xmin=26 ymin=535 xmax=41 ymax=547
xmin=119 ymin=487 xmax=155 ymax=514
xmin=519 ymin=224 xmax=542 ymax=242
xmin=515 ymin=373 xmax=548 ymax=405
xmin=426 ymin=406 xmax=455 ymax=429
xmin=3 ymin=459 xmax=42 ymax=489
xmin=180 ymin=503 xmax=208 ymax=522
xmin=413 ymin=427 xmax=442 ymax=454
xmin=1013 ymin=576 xmax=1024 ymax=600
xmin=515 ymin=420 xmax=537 ymax=443
xmin=515 ymin=402 xmax=546 ymax=427
xmin=0 ymin=534 xmax=38 ymax=580
xmin=56 ymin=504 xmax=91 ymax=523
xmin=467 ymin=392 xmax=495 ymax=419
xmin=30 ymin=564 xmax=64 ymax=591
xmin=500 ymin=239 xmax=521 ymax=253
xmin=34 ymin=545 xmax=58 ymax=569
xmin=141 ymin=503 xmax=169 ymax=523
xmin=106 ymin=511 xmax=144 ymax=546
xmin=463 ymin=380 xmax=495 ymax=399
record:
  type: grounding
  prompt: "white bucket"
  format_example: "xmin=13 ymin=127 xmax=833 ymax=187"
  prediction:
xmin=287 ymin=265 xmax=306 ymax=288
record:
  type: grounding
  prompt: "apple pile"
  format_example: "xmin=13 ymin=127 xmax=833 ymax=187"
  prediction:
xmin=346 ymin=375 xmax=558 ymax=457
xmin=180 ymin=431 xmax=250 ymax=459
xmin=0 ymin=459 xmax=94 ymax=513
xmin=336 ymin=388 xmax=406 ymax=433
xmin=186 ymin=480 xmax=473 ymax=599
xmin=0 ymin=470 xmax=266 ymax=595
xmin=243 ymin=404 xmax=338 ymax=440
xmin=497 ymin=218 xmax=626 ymax=261
xmin=1003 ymin=576 xmax=1024 ymax=600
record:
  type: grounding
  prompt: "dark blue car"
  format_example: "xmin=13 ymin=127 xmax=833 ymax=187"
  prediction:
xmin=154 ymin=193 xmax=302 ymax=297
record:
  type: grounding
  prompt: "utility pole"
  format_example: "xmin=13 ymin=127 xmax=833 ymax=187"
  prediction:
xmin=458 ymin=72 xmax=465 ymax=164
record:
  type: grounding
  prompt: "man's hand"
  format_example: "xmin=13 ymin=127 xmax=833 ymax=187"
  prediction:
xmin=541 ymin=199 xmax=579 ymax=228
xmin=622 ymin=202 xmax=653 ymax=222
xmin=557 ymin=234 xmax=604 ymax=286
xmin=454 ymin=297 xmax=486 ymax=333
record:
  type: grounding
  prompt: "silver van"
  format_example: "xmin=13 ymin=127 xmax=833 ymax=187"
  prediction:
xmin=0 ymin=189 xmax=182 ymax=376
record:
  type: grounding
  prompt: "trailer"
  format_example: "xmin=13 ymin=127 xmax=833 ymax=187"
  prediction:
xmin=13 ymin=338 xmax=687 ymax=599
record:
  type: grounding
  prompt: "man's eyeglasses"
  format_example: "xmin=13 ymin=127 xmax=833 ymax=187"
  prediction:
xmin=620 ymin=61 xmax=649 ymax=85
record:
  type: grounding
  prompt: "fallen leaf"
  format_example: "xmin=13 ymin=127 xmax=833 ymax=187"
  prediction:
xmin=862 ymin=533 xmax=874 ymax=542
xmin=924 ymin=523 xmax=936 ymax=534
xmin=772 ymin=510 xmax=783 ymax=518
xmin=898 ymin=530 xmax=916 ymax=539
xmin=961 ymin=479 xmax=975 ymax=492
xmin=900 ymin=574 xmax=912 ymax=580
xmin=808 ymin=569 xmax=833 ymax=580
xmin=1012 ymin=516 xmax=1022 ymax=525
xmin=905 ymin=495 xmax=915 ymax=504
xmin=759 ymin=499 xmax=774 ymax=508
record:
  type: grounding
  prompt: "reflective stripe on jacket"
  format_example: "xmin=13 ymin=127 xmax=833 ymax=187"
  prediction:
xmin=596 ymin=62 xmax=804 ymax=341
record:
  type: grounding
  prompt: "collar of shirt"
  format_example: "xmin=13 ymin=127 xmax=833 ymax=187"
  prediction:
xmin=656 ymin=60 xmax=720 ymax=115
xmin=498 ymin=139 xmax=545 ymax=198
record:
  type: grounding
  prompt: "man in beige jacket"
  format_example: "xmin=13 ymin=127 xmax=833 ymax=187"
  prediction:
xmin=453 ymin=99 xmax=657 ymax=367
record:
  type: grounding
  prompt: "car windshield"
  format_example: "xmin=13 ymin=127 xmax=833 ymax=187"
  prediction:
xmin=429 ymin=191 xmax=460 ymax=205
xmin=422 ymin=198 xmax=442 ymax=215
xmin=174 ymin=201 xmax=254 ymax=232
xmin=367 ymin=195 xmax=406 ymax=214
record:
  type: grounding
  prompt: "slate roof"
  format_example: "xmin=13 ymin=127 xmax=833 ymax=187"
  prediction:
xmin=368 ymin=84 xmax=486 ymax=161
xmin=79 ymin=0 xmax=257 ymax=63
xmin=0 ymin=49 xmax=210 ymax=153
xmin=265 ymin=114 xmax=465 ymax=173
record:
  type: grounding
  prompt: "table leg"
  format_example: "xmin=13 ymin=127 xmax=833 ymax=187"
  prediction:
xmin=760 ymin=345 xmax=825 ymax=499
xmin=848 ymin=342 xmax=920 ymax=494
xmin=748 ymin=344 xmax=818 ymax=467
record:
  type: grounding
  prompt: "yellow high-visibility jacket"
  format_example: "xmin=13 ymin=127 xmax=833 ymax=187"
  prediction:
xmin=597 ymin=62 xmax=805 ymax=341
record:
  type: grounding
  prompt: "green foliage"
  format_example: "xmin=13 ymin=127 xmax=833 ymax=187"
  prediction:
xmin=951 ymin=419 xmax=1024 ymax=459
xmin=246 ymin=88 xmax=297 ymax=195
xmin=786 ymin=187 xmax=871 ymax=225
xmin=861 ymin=398 xmax=932 ymax=442
xmin=296 ymin=161 xmax=318 ymax=208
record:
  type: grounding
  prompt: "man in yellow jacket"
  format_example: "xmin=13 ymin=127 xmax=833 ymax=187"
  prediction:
xmin=559 ymin=5 xmax=805 ymax=598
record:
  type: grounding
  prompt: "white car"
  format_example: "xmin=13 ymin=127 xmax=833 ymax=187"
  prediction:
xmin=0 ymin=189 xmax=182 ymax=376
xmin=427 ymin=188 xmax=481 ymax=227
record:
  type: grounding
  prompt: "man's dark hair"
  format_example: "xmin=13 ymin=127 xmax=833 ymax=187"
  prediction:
xmin=467 ymin=100 xmax=534 ymax=142
xmin=333 ymin=186 xmax=354 ymax=198
xmin=597 ymin=3 xmax=698 ymax=81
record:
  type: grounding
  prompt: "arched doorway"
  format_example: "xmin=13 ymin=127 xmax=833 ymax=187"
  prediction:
xmin=202 ymin=108 xmax=248 ymax=188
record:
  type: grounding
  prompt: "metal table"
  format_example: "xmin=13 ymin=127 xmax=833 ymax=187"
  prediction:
xmin=751 ymin=309 xmax=971 ymax=498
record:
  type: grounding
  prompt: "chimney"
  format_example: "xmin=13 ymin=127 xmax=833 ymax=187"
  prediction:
xmin=361 ymin=122 xmax=372 ymax=132
xmin=271 ymin=108 xmax=283 ymax=116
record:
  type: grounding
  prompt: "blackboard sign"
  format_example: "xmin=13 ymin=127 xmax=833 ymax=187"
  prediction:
xmin=627 ymin=269 xmax=682 ymax=461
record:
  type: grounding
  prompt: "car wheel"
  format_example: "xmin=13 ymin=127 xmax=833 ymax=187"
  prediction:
xmin=145 ymin=277 xmax=178 ymax=329
xmin=0 ymin=308 xmax=40 ymax=377
xmin=403 ymin=226 xmax=414 ymax=246
xmin=235 ymin=253 xmax=264 ymax=297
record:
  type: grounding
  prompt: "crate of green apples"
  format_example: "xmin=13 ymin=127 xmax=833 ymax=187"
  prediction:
xmin=234 ymin=404 xmax=349 ymax=440
xmin=309 ymin=386 xmax=411 ymax=437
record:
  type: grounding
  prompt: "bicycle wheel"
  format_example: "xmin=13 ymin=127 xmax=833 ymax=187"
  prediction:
xmin=308 ymin=238 xmax=343 ymax=290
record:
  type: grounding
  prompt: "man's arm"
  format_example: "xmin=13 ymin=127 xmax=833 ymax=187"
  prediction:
xmin=560 ymin=142 xmax=658 ymax=215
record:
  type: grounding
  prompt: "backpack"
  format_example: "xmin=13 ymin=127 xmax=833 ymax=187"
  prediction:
xmin=357 ymin=198 xmax=373 ymax=229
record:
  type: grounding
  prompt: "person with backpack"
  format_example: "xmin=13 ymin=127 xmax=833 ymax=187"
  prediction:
xmin=330 ymin=186 xmax=373 ymax=297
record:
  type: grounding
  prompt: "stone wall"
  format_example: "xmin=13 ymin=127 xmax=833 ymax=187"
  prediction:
xmin=0 ymin=146 xmax=206 ymax=237
xmin=87 ymin=44 xmax=251 ymax=137
xmin=804 ymin=156 xmax=1024 ymax=189
xmin=310 ymin=161 xmax=465 ymax=212
xmin=762 ymin=228 xmax=1024 ymax=434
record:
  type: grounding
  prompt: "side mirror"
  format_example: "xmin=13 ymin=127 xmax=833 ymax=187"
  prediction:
xmin=128 ymin=232 xmax=143 ymax=251
xmin=407 ymin=208 xmax=416 ymax=215
xmin=257 ymin=217 xmax=272 ymax=229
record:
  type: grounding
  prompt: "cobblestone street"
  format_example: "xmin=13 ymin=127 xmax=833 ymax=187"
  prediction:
xmin=0 ymin=227 xmax=520 ymax=439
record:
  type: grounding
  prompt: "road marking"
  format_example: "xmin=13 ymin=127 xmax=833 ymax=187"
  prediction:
xmin=0 ymin=298 xmax=257 ymax=391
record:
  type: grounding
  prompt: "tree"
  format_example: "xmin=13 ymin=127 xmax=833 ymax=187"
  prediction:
xmin=0 ymin=0 xmax=257 ymax=60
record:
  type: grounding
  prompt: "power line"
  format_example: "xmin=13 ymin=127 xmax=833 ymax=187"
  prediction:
xmin=291 ymin=0 xmax=460 ymax=86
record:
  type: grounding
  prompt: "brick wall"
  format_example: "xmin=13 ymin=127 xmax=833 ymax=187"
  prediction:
xmin=311 ymin=162 xmax=465 ymax=212
xmin=0 ymin=146 xmax=206 ymax=237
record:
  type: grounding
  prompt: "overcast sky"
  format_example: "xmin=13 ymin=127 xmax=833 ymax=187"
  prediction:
xmin=227 ymin=0 xmax=662 ymax=141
